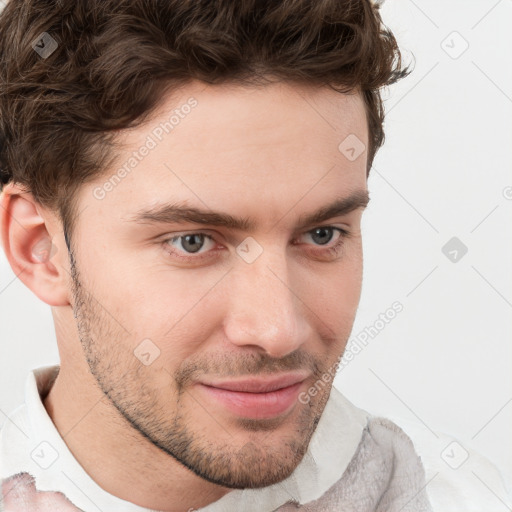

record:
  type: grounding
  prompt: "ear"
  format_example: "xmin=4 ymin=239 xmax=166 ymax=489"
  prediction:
xmin=0 ymin=183 xmax=70 ymax=306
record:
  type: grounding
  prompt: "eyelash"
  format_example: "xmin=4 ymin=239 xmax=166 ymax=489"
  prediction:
xmin=161 ymin=226 xmax=350 ymax=263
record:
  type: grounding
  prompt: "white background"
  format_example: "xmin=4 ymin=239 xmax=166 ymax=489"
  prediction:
xmin=1 ymin=0 xmax=511 ymax=496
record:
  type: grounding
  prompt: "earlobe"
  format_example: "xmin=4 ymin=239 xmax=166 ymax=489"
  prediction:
xmin=0 ymin=184 xmax=70 ymax=307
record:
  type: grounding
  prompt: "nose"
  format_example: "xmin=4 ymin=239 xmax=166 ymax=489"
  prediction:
xmin=222 ymin=250 xmax=312 ymax=359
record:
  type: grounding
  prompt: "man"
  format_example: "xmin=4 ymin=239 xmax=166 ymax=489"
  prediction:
xmin=0 ymin=1 xmax=510 ymax=511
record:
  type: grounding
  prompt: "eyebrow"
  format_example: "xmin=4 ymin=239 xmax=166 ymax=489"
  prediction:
xmin=127 ymin=189 xmax=370 ymax=231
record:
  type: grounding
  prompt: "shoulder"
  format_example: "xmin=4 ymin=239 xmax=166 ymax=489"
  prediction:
xmin=365 ymin=416 xmax=421 ymax=453
xmin=301 ymin=415 xmax=433 ymax=511
xmin=383 ymin=416 xmax=512 ymax=512
xmin=350 ymin=416 xmax=433 ymax=511
xmin=0 ymin=401 xmax=30 ymax=477
xmin=337 ymin=416 xmax=428 ymax=482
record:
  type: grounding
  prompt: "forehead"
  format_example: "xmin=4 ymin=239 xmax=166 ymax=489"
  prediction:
xmin=81 ymin=80 xmax=368 ymax=231
xmin=117 ymin=79 xmax=368 ymax=149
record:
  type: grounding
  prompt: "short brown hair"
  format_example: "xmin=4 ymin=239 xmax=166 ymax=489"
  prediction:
xmin=0 ymin=0 xmax=409 ymax=241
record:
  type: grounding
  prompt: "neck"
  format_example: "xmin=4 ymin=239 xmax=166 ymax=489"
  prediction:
xmin=43 ymin=361 xmax=232 ymax=512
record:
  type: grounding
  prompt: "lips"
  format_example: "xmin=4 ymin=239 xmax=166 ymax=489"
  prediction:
xmin=195 ymin=372 xmax=309 ymax=419
xmin=198 ymin=372 xmax=309 ymax=393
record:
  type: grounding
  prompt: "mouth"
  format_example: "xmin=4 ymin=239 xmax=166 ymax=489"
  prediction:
xmin=196 ymin=372 xmax=309 ymax=420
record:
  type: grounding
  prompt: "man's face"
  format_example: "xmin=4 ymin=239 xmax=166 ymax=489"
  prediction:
xmin=66 ymin=80 xmax=368 ymax=488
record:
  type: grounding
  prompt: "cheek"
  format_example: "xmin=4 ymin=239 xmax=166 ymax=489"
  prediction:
xmin=286 ymin=270 xmax=361 ymax=354
xmin=87 ymin=252 xmax=217 ymax=330
xmin=123 ymin=276 xmax=226 ymax=364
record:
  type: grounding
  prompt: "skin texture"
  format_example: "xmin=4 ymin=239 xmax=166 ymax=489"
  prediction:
xmin=0 ymin=80 xmax=369 ymax=512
